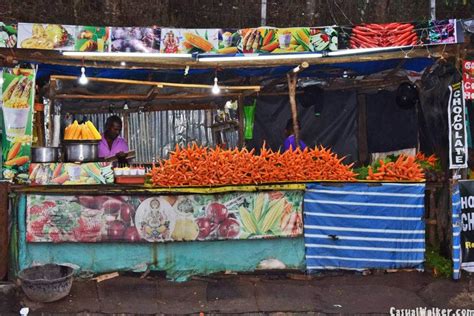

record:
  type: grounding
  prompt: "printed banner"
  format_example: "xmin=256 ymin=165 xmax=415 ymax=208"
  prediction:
xmin=110 ymin=27 xmax=160 ymax=53
xmin=0 ymin=23 xmax=17 ymax=48
xmin=26 ymin=191 xmax=303 ymax=243
xmin=217 ymin=27 xmax=338 ymax=54
xmin=340 ymin=19 xmax=458 ymax=49
xmin=75 ymin=26 xmax=109 ymax=52
xmin=29 ymin=162 xmax=114 ymax=185
xmin=160 ymin=28 xmax=219 ymax=54
xmin=458 ymin=181 xmax=474 ymax=272
xmin=18 ymin=23 xmax=76 ymax=50
xmin=11 ymin=19 xmax=461 ymax=54
xmin=463 ymin=60 xmax=474 ymax=100
xmin=1 ymin=68 xmax=36 ymax=182
xmin=448 ymin=82 xmax=468 ymax=169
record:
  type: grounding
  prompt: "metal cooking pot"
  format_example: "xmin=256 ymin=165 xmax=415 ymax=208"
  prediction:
xmin=31 ymin=147 xmax=60 ymax=163
xmin=64 ymin=141 xmax=98 ymax=162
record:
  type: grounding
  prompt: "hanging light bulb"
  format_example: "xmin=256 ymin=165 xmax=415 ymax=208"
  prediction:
xmin=79 ymin=67 xmax=88 ymax=85
xmin=212 ymin=76 xmax=220 ymax=94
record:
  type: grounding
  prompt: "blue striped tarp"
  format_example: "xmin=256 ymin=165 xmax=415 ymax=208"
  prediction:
xmin=452 ymin=184 xmax=461 ymax=280
xmin=304 ymin=183 xmax=425 ymax=272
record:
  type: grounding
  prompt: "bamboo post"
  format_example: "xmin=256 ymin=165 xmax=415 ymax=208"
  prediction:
xmin=123 ymin=110 xmax=130 ymax=145
xmin=287 ymin=72 xmax=300 ymax=148
xmin=47 ymin=80 xmax=56 ymax=147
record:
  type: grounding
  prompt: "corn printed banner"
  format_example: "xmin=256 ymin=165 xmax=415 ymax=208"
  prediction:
xmin=29 ymin=162 xmax=114 ymax=185
xmin=26 ymin=191 xmax=303 ymax=243
xmin=1 ymin=68 xmax=36 ymax=182
xmin=160 ymin=28 xmax=219 ymax=54
xmin=217 ymin=27 xmax=338 ymax=54
xmin=0 ymin=19 xmax=464 ymax=55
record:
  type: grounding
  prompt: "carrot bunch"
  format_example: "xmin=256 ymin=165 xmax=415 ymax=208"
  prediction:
xmin=415 ymin=152 xmax=438 ymax=168
xmin=366 ymin=155 xmax=424 ymax=181
xmin=150 ymin=143 xmax=356 ymax=187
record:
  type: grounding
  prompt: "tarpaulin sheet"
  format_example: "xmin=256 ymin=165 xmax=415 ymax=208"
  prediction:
xmin=304 ymin=182 xmax=425 ymax=272
xmin=366 ymin=90 xmax=418 ymax=153
xmin=246 ymin=90 xmax=358 ymax=163
xmin=452 ymin=183 xmax=462 ymax=279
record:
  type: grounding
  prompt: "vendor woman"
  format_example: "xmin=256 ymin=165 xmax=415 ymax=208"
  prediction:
xmin=283 ymin=118 xmax=306 ymax=151
xmin=99 ymin=115 xmax=129 ymax=162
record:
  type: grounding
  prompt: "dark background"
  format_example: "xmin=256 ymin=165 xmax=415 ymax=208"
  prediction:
xmin=0 ymin=0 xmax=471 ymax=28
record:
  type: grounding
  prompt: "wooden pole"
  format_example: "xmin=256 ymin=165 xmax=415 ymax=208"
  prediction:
xmin=51 ymin=75 xmax=261 ymax=91
xmin=47 ymin=81 xmax=56 ymax=147
xmin=287 ymin=72 xmax=300 ymax=148
xmin=123 ymin=110 xmax=130 ymax=145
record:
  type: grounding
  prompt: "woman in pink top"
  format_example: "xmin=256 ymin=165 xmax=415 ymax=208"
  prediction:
xmin=98 ymin=115 xmax=129 ymax=163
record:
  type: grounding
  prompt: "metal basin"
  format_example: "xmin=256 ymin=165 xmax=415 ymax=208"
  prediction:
xmin=18 ymin=264 xmax=74 ymax=303
xmin=31 ymin=147 xmax=60 ymax=163
xmin=64 ymin=141 xmax=98 ymax=162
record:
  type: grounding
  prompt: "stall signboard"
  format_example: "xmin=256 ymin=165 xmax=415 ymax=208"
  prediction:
xmin=0 ymin=68 xmax=36 ymax=182
xmin=463 ymin=60 xmax=474 ymax=100
xmin=29 ymin=162 xmax=114 ymax=185
xmin=18 ymin=23 xmax=76 ymax=50
xmin=75 ymin=26 xmax=110 ymax=52
xmin=110 ymin=27 xmax=160 ymax=53
xmin=448 ymin=82 xmax=468 ymax=169
xmin=217 ymin=27 xmax=338 ymax=54
xmin=160 ymin=28 xmax=219 ymax=54
xmin=339 ymin=19 xmax=458 ymax=50
xmin=458 ymin=180 xmax=474 ymax=272
xmin=26 ymin=191 xmax=303 ymax=243
xmin=11 ymin=19 xmax=462 ymax=55
xmin=0 ymin=23 xmax=17 ymax=48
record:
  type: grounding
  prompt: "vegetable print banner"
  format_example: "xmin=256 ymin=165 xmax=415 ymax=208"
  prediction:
xmin=217 ymin=27 xmax=338 ymax=54
xmin=3 ymin=19 xmax=463 ymax=55
xmin=26 ymin=191 xmax=303 ymax=243
xmin=336 ymin=19 xmax=458 ymax=49
xmin=29 ymin=162 xmax=114 ymax=185
xmin=160 ymin=28 xmax=219 ymax=54
xmin=1 ymin=68 xmax=36 ymax=182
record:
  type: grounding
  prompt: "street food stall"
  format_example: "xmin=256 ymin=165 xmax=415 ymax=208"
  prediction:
xmin=1 ymin=18 xmax=470 ymax=281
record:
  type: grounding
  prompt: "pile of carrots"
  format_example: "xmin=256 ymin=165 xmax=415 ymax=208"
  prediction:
xmin=415 ymin=152 xmax=438 ymax=168
xmin=150 ymin=144 xmax=356 ymax=187
xmin=366 ymin=155 xmax=424 ymax=181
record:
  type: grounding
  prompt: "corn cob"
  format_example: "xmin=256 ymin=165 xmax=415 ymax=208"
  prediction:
xmin=239 ymin=206 xmax=258 ymax=234
xmin=70 ymin=121 xmax=80 ymax=139
xmin=86 ymin=121 xmax=102 ymax=139
xmin=20 ymin=79 xmax=32 ymax=99
xmin=64 ymin=125 xmax=71 ymax=139
xmin=182 ymin=41 xmax=194 ymax=50
xmin=183 ymin=33 xmax=213 ymax=52
xmin=253 ymin=193 xmax=265 ymax=221
xmin=260 ymin=199 xmax=285 ymax=233
xmin=3 ymin=77 xmax=19 ymax=100
xmin=296 ymin=29 xmax=310 ymax=44
xmin=82 ymin=125 xmax=93 ymax=139
xmin=11 ymin=77 xmax=27 ymax=99
xmin=217 ymin=47 xmax=238 ymax=54
xmin=252 ymin=31 xmax=260 ymax=51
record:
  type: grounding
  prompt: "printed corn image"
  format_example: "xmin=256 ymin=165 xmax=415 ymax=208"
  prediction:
xmin=183 ymin=33 xmax=213 ymax=52
xmin=3 ymin=76 xmax=32 ymax=109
